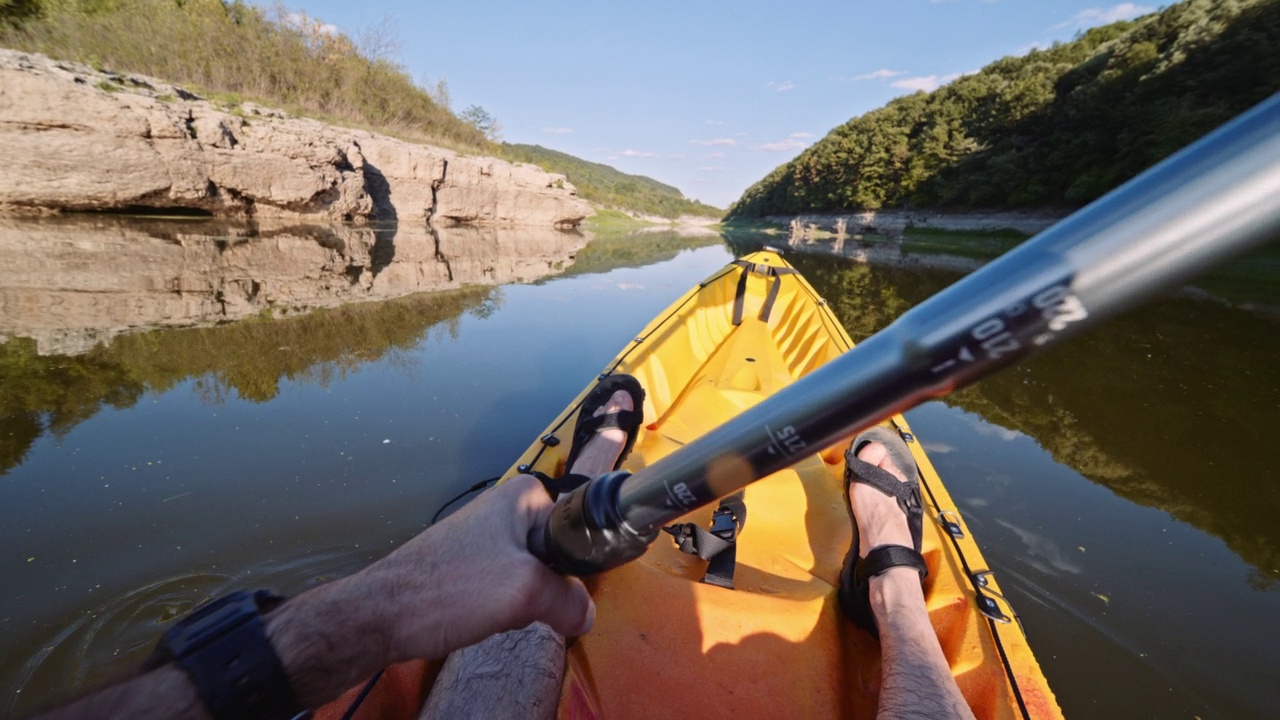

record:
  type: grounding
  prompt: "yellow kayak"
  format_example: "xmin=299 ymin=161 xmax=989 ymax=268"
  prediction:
xmin=503 ymin=250 xmax=1062 ymax=719
xmin=316 ymin=249 xmax=1062 ymax=719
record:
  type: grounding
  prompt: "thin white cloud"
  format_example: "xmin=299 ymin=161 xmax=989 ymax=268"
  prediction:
xmin=1054 ymin=3 xmax=1153 ymax=30
xmin=765 ymin=80 xmax=796 ymax=92
xmin=891 ymin=71 xmax=973 ymax=93
xmin=542 ymin=127 xmax=574 ymax=135
xmin=853 ymin=69 xmax=906 ymax=81
xmin=759 ymin=138 xmax=807 ymax=152
xmin=892 ymin=75 xmax=943 ymax=92
xmin=619 ymin=149 xmax=656 ymax=158
xmin=668 ymin=153 xmax=686 ymax=161
xmin=699 ymin=166 xmax=725 ymax=172
xmin=691 ymin=138 xmax=737 ymax=147
xmin=704 ymin=120 xmax=724 ymax=126
xmin=1015 ymin=40 xmax=1049 ymax=55
xmin=700 ymin=152 xmax=725 ymax=160
xmin=789 ymin=132 xmax=815 ymax=139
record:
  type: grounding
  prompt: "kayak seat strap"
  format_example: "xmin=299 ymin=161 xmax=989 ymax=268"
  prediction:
xmin=730 ymin=260 xmax=797 ymax=326
xmin=662 ymin=492 xmax=747 ymax=589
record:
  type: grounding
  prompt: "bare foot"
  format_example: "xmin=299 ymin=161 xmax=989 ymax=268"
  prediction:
xmin=567 ymin=390 xmax=632 ymax=478
xmin=849 ymin=442 xmax=915 ymax=557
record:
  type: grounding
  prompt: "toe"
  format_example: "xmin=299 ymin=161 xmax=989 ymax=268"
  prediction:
xmin=593 ymin=389 xmax=634 ymax=418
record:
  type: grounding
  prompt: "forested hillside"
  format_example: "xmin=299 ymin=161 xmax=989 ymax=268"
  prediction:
xmin=729 ymin=0 xmax=1280 ymax=218
xmin=503 ymin=143 xmax=722 ymax=219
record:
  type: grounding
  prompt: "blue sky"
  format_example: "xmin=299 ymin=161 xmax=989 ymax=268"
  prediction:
xmin=287 ymin=1 xmax=1155 ymax=208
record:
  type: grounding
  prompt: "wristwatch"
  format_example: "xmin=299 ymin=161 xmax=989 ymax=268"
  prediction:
xmin=143 ymin=589 xmax=309 ymax=720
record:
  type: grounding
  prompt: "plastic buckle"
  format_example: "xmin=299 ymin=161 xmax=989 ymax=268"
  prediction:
xmin=709 ymin=507 xmax=738 ymax=540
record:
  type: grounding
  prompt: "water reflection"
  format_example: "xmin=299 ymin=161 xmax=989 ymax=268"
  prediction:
xmin=770 ymin=248 xmax=1280 ymax=584
xmin=0 ymin=216 xmax=588 ymax=356
xmin=0 ymin=216 xmax=592 ymax=481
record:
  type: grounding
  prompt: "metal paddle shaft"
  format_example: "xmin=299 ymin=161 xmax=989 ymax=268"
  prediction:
xmin=538 ymin=93 xmax=1280 ymax=576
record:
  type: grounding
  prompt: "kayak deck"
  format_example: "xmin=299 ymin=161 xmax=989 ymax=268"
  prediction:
xmin=505 ymin=251 xmax=1062 ymax=719
xmin=314 ymin=250 xmax=1062 ymax=720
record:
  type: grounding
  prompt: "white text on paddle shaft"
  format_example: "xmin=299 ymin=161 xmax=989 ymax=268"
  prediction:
xmin=671 ymin=482 xmax=697 ymax=506
xmin=767 ymin=425 xmax=808 ymax=456
xmin=930 ymin=283 xmax=1089 ymax=375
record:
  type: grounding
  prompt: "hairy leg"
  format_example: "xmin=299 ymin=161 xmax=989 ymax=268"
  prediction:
xmin=420 ymin=391 xmax=631 ymax=719
xmin=851 ymin=443 xmax=976 ymax=720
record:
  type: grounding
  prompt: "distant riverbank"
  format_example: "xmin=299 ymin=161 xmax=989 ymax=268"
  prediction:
xmin=753 ymin=209 xmax=1063 ymax=238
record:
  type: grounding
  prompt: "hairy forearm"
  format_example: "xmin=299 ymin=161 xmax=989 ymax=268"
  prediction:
xmin=263 ymin=569 xmax=396 ymax=708
xmin=36 ymin=665 xmax=207 ymax=720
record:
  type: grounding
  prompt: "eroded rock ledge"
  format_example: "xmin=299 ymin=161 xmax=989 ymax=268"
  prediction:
xmin=0 ymin=49 xmax=592 ymax=227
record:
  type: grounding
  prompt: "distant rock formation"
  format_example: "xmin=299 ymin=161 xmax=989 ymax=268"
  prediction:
xmin=0 ymin=49 xmax=591 ymax=228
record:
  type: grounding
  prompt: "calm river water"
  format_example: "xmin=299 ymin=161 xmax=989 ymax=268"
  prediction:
xmin=1 ymin=217 xmax=1277 ymax=718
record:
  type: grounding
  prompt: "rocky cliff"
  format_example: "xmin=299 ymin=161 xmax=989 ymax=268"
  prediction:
xmin=0 ymin=49 xmax=591 ymax=227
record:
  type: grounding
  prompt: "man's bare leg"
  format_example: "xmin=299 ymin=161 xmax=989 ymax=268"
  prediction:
xmin=850 ymin=442 xmax=976 ymax=720
xmin=420 ymin=391 xmax=632 ymax=719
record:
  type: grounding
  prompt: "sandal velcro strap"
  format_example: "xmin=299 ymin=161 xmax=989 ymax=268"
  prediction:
xmin=847 ymin=458 xmax=921 ymax=510
xmin=563 ymin=374 xmax=646 ymax=476
xmin=577 ymin=408 xmax=644 ymax=434
xmin=533 ymin=471 xmax=592 ymax=500
xmin=854 ymin=545 xmax=928 ymax=586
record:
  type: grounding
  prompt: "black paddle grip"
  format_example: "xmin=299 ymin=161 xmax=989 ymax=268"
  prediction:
xmin=533 ymin=471 xmax=659 ymax=575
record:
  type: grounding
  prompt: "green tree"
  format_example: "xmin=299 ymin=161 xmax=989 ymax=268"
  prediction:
xmin=728 ymin=0 xmax=1280 ymax=217
xmin=459 ymin=104 xmax=501 ymax=142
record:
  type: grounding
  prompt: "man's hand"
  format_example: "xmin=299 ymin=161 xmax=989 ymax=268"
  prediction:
xmin=366 ymin=473 xmax=596 ymax=661
xmin=264 ymin=473 xmax=594 ymax=708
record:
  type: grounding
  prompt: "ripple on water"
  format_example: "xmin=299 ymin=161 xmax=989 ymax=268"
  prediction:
xmin=5 ymin=547 xmax=369 ymax=717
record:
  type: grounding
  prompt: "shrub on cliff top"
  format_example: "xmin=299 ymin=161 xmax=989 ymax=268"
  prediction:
xmin=0 ymin=0 xmax=489 ymax=150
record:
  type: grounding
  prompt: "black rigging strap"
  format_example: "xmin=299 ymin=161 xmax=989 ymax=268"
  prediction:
xmin=662 ymin=492 xmax=747 ymax=589
xmin=731 ymin=260 xmax=796 ymax=326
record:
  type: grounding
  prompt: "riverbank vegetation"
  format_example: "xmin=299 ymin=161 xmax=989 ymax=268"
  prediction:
xmin=0 ymin=0 xmax=489 ymax=150
xmin=503 ymin=143 xmax=723 ymax=219
xmin=729 ymin=0 xmax=1280 ymax=218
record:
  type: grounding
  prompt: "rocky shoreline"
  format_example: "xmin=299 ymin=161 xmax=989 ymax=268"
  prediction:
xmin=0 ymin=49 xmax=590 ymax=228
xmin=762 ymin=209 xmax=1064 ymax=237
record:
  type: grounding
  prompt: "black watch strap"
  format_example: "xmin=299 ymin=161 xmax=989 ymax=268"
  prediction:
xmin=145 ymin=590 xmax=308 ymax=720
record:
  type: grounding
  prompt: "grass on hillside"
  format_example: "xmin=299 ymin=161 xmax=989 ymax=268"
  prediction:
xmin=583 ymin=209 xmax=655 ymax=231
xmin=0 ymin=0 xmax=489 ymax=151
xmin=503 ymin=143 xmax=723 ymax=219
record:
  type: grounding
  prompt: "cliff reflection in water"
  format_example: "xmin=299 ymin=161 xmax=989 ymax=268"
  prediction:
xmin=0 ymin=216 xmax=587 ymax=356
xmin=778 ymin=250 xmax=1280 ymax=585
xmin=0 ymin=216 xmax=588 ymax=475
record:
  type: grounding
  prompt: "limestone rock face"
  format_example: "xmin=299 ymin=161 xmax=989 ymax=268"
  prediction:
xmin=0 ymin=49 xmax=591 ymax=227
